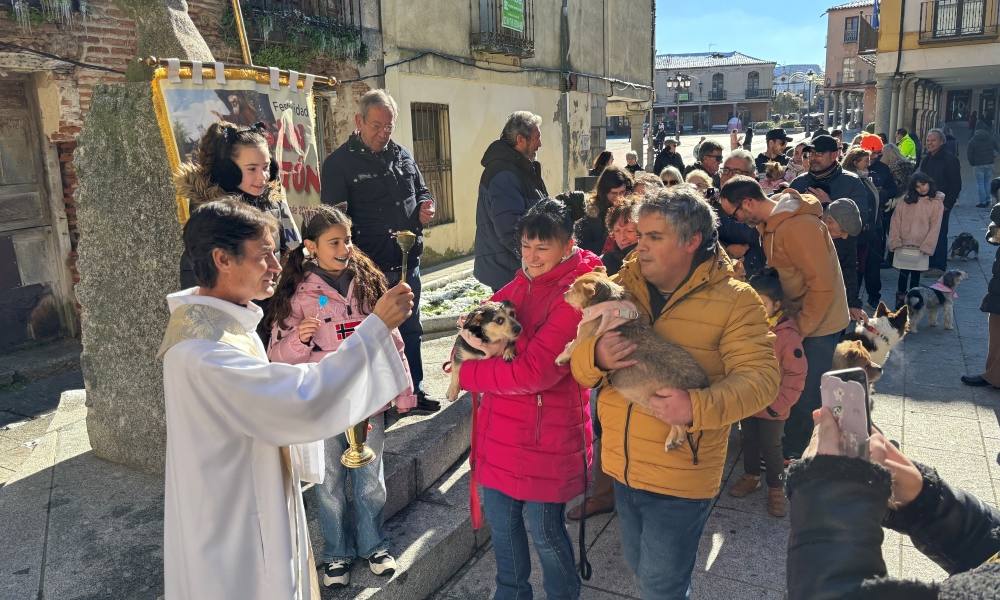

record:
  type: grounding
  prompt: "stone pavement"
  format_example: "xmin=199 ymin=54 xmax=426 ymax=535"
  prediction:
xmin=434 ymin=146 xmax=1000 ymax=598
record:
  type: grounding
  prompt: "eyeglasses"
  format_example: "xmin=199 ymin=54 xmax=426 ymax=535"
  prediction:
xmin=721 ymin=167 xmax=753 ymax=176
xmin=364 ymin=120 xmax=394 ymax=133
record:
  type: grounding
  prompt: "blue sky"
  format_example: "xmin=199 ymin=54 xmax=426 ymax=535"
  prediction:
xmin=655 ymin=0 xmax=833 ymax=70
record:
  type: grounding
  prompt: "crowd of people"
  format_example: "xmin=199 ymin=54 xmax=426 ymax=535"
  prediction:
xmin=159 ymin=87 xmax=1000 ymax=600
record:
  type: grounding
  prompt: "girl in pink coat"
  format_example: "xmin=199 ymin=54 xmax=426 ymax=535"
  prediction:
xmin=459 ymin=199 xmax=599 ymax=600
xmin=266 ymin=206 xmax=416 ymax=589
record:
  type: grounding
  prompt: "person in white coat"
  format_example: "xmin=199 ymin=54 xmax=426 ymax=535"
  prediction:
xmin=158 ymin=199 xmax=414 ymax=600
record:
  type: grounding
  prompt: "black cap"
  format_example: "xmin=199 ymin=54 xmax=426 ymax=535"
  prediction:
xmin=766 ymin=128 xmax=794 ymax=143
xmin=808 ymin=135 xmax=840 ymax=153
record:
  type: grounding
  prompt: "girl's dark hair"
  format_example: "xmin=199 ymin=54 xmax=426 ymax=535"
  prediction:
xmin=605 ymin=198 xmax=639 ymax=231
xmin=905 ymin=171 xmax=938 ymax=205
xmin=196 ymin=121 xmax=269 ymax=179
xmin=590 ymin=165 xmax=634 ymax=219
xmin=183 ymin=198 xmax=277 ymax=288
xmin=592 ymin=150 xmax=614 ymax=172
xmin=266 ymin=205 xmax=387 ymax=331
xmin=516 ymin=197 xmax=574 ymax=245
xmin=749 ymin=267 xmax=801 ymax=318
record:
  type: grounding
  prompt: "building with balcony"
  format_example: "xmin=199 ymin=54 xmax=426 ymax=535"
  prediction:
xmin=654 ymin=52 xmax=777 ymax=133
xmin=875 ymin=0 xmax=1000 ymax=140
xmin=821 ymin=0 xmax=879 ymax=131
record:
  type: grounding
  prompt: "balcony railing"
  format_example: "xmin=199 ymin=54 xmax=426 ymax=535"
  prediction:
xmin=471 ymin=0 xmax=535 ymax=58
xmin=745 ymin=88 xmax=773 ymax=99
xmin=919 ymin=0 xmax=999 ymax=42
xmin=708 ymin=90 xmax=727 ymax=101
xmin=844 ymin=28 xmax=859 ymax=42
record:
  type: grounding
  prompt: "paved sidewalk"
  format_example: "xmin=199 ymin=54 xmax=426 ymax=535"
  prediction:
xmin=435 ymin=148 xmax=1000 ymax=599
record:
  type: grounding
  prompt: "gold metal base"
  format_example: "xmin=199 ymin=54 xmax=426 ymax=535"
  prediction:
xmin=341 ymin=419 xmax=376 ymax=468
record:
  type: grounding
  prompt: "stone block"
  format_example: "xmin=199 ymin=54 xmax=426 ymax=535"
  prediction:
xmin=903 ymin=444 xmax=997 ymax=505
xmin=694 ymin=506 xmax=788 ymax=593
xmin=902 ymin=411 xmax=984 ymax=456
xmin=75 ymin=83 xmax=184 ymax=474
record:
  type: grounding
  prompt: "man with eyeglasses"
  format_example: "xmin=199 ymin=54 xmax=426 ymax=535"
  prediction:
xmin=754 ymin=128 xmax=793 ymax=174
xmin=321 ymin=89 xmax=441 ymax=414
xmin=718 ymin=178 xmax=848 ymax=460
xmin=717 ymin=150 xmax=765 ymax=279
xmin=684 ymin=139 xmax=724 ymax=186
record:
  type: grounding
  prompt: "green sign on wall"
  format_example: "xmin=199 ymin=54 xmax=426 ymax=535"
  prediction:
xmin=502 ymin=0 xmax=525 ymax=33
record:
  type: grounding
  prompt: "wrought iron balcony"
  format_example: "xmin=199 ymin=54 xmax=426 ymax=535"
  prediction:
xmin=745 ymin=88 xmax=773 ymax=99
xmin=471 ymin=0 xmax=535 ymax=58
xmin=919 ymin=0 xmax=998 ymax=42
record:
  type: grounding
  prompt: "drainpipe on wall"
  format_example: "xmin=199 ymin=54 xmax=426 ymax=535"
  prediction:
xmin=561 ymin=0 xmax=570 ymax=192
xmin=647 ymin=0 xmax=656 ymax=168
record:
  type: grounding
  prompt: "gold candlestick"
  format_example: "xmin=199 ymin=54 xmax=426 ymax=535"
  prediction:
xmin=395 ymin=230 xmax=417 ymax=276
xmin=341 ymin=420 xmax=376 ymax=468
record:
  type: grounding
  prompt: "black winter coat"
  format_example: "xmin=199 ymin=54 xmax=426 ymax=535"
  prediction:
xmin=834 ymin=235 xmax=861 ymax=309
xmin=652 ymin=149 xmax=685 ymax=177
xmin=601 ymin=242 xmax=636 ymax=276
xmin=919 ymin=149 xmax=963 ymax=210
xmin=790 ymin=166 xmax=877 ymax=233
xmin=472 ymin=140 xmax=548 ymax=291
xmin=980 ymin=204 xmax=1000 ymax=314
xmin=786 ymin=455 xmax=1000 ymax=600
xmin=717 ymin=214 xmax=765 ymax=278
xmin=321 ymin=134 xmax=430 ymax=271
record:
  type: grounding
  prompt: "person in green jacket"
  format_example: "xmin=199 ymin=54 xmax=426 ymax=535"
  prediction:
xmin=895 ymin=128 xmax=917 ymax=160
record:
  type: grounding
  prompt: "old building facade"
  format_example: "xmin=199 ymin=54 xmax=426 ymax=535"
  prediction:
xmin=822 ymin=0 xmax=879 ymax=131
xmin=654 ymin=52 xmax=777 ymax=134
xmin=875 ymin=0 xmax=1000 ymax=139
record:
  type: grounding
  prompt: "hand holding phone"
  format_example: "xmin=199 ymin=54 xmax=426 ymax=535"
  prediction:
xmin=820 ymin=368 xmax=871 ymax=459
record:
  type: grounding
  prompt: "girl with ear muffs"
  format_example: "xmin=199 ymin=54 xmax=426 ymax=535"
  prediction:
xmin=175 ymin=121 xmax=302 ymax=291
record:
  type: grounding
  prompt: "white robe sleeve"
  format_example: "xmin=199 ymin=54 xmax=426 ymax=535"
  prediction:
xmin=177 ymin=315 xmax=408 ymax=446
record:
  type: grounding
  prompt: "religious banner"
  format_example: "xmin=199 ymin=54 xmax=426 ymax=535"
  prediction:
xmin=151 ymin=62 xmax=322 ymax=223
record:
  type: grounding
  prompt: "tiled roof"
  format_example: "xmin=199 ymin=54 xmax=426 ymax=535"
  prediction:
xmin=827 ymin=0 xmax=874 ymax=12
xmin=655 ymin=52 xmax=775 ymax=70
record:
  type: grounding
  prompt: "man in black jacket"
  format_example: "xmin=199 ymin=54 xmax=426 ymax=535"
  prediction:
xmin=754 ymin=128 xmax=792 ymax=174
xmin=321 ymin=89 xmax=439 ymax=413
xmin=473 ymin=111 xmax=547 ymax=292
xmin=652 ymin=137 xmax=685 ymax=177
xmin=921 ymin=128 xmax=963 ymax=274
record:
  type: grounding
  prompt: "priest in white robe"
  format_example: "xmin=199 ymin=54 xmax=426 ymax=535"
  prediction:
xmin=159 ymin=199 xmax=415 ymax=600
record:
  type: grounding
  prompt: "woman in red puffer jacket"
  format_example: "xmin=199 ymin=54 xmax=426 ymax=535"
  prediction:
xmin=459 ymin=198 xmax=599 ymax=600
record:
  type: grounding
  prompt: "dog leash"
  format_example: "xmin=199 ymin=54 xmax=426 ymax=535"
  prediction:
xmin=577 ymin=385 xmax=594 ymax=581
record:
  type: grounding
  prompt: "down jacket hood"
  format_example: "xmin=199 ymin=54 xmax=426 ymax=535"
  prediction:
xmin=173 ymin=162 xmax=285 ymax=212
xmin=764 ymin=188 xmax=823 ymax=232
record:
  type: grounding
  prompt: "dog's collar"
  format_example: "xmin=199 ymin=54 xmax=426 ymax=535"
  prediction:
xmin=863 ymin=322 xmax=893 ymax=345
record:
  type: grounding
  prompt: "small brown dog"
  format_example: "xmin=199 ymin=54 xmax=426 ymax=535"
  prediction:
xmin=445 ymin=301 xmax=522 ymax=401
xmin=556 ymin=271 xmax=709 ymax=450
xmin=832 ymin=339 xmax=883 ymax=404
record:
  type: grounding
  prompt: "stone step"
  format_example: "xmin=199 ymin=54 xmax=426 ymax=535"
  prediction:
xmin=0 ymin=338 xmax=81 ymax=387
xmin=319 ymin=457 xmax=490 ymax=600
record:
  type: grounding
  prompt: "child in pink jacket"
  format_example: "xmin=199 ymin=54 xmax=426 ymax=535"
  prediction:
xmin=889 ymin=172 xmax=945 ymax=308
xmin=728 ymin=268 xmax=806 ymax=518
xmin=266 ymin=206 xmax=415 ymax=589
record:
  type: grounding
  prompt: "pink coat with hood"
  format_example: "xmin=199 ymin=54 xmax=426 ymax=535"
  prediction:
xmin=267 ymin=272 xmax=417 ymax=412
xmin=753 ymin=316 xmax=807 ymax=420
xmin=459 ymin=249 xmax=600 ymax=503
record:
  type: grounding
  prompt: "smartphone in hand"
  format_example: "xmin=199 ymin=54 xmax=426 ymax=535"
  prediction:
xmin=820 ymin=368 xmax=871 ymax=459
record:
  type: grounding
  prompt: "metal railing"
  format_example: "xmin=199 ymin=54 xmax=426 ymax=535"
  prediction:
xmin=844 ymin=28 xmax=859 ymax=42
xmin=708 ymin=90 xmax=727 ymax=101
xmin=919 ymin=0 xmax=998 ymax=41
xmin=471 ymin=0 xmax=535 ymax=58
xmin=411 ymin=103 xmax=455 ymax=225
xmin=745 ymin=88 xmax=773 ymax=99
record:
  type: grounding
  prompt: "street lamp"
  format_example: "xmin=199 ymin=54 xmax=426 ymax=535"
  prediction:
xmin=804 ymin=69 xmax=818 ymax=136
xmin=665 ymin=74 xmax=691 ymax=140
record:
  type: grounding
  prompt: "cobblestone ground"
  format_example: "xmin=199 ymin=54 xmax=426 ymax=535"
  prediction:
xmin=435 ymin=133 xmax=1000 ymax=599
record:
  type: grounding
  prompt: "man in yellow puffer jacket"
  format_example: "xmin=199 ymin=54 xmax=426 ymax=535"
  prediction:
xmin=570 ymin=187 xmax=780 ymax=600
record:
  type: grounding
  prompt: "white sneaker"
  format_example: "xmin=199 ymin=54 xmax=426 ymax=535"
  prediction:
xmin=368 ymin=550 xmax=397 ymax=577
xmin=322 ymin=559 xmax=351 ymax=587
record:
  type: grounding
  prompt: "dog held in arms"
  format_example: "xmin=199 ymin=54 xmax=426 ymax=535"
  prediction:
xmin=905 ymin=270 xmax=967 ymax=333
xmin=555 ymin=270 xmax=709 ymax=451
xmin=445 ymin=301 xmax=522 ymax=401
xmin=841 ymin=302 xmax=910 ymax=368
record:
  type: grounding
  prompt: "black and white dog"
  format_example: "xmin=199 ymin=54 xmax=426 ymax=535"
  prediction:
xmin=906 ymin=270 xmax=967 ymax=333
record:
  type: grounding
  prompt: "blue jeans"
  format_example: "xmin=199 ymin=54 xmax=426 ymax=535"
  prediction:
xmin=975 ymin=164 xmax=995 ymax=205
xmin=312 ymin=412 xmax=388 ymax=562
xmin=481 ymin=487 xmax=580 ymax=600
xmin=613 ymin=482 xmax=713 ymax=600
